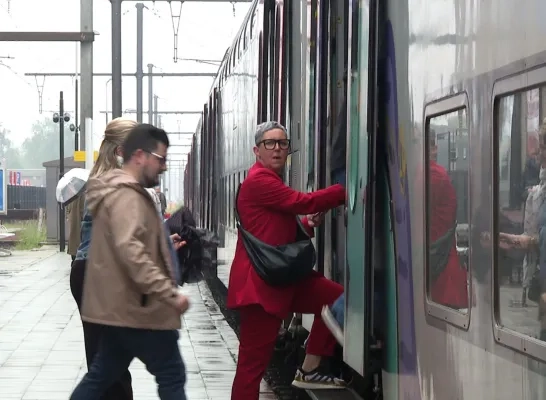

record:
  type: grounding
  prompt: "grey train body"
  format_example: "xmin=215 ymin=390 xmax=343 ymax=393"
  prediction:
xmin=184 ymin=0 xmax=546 ymax=398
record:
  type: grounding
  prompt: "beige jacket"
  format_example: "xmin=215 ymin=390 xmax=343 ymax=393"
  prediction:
xmin=81 ymin=169 xmax=181 ymax=330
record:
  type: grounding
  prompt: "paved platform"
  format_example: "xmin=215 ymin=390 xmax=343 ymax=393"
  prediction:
xmin=0 ymin=249 xmax=274 ymax=399
xmin=217 ymin=247 xmax=234 ymax=289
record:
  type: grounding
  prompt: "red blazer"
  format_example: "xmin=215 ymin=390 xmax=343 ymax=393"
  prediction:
xmin=226 ymin=161 xmax=346 ymax=318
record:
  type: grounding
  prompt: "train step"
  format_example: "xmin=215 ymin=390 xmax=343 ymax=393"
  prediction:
xmin=306 ymin=388 xmax=365 ymax=400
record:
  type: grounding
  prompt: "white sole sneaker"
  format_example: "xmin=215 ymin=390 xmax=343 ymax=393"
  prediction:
xmin=321 ymin=305 xmax=344 ymax=347
xmin=291 ymin=379 xmax=347 ymax=390
xmin=291 ymin=368 xmax=347 ymax=390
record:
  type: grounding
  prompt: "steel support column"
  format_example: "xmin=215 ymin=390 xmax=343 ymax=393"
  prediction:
xmin=111 ymin=0 xmax=123 ymax=118
xmin=148 ymin=64 xmax=154 ymax=124
xmin=153 ymin=95 xmax=158 ymax=126
xmin=80 ymin=0 xmax=93 ymax=150
xmin=136 ymin=3 xmax=144 ymax=122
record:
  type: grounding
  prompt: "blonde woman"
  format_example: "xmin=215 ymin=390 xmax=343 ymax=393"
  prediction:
xmin=69 ymin=118 xmax=137 ymax=400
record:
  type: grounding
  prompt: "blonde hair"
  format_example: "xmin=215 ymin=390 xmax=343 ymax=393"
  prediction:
xmin=89 ymin=118 xmax=138 ymax=178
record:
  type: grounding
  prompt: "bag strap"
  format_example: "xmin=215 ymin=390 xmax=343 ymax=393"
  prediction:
xmin=234 ymin=183 xmax=242 ymax=225
xmin=235 ymin=182 xmax=310 ymax=239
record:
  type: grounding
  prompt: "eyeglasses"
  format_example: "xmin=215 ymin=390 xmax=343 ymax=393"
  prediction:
xmin=258 ymin=139 xmax=291 ymax=150
xmin=146 ymin=151 xmax=167 ymax=165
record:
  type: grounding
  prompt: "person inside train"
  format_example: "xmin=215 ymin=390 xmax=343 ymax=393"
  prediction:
xmin=70 ymin=123 xmax=190 ymax=400
xmin=521 ymin=148 xmax=540 ymax=203
xmin=319 ymin=68 xmax=349 ymax=348
xmin=69 ymin=117 xmax=138 ymax=400
xmin=228 ymin=121 xmax=347 ymax=399
xmin=331 ymin=68 xmax=348 ymax=187
xmin=493 ymin=120 xmax=546 ymax=334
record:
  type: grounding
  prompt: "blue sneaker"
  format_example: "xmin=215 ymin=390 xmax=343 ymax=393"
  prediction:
xmin=321 ymin=305 xmax=344 ymax=347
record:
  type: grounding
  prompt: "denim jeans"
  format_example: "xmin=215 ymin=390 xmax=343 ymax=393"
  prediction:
xmin=331 ymin=294 xmax=345 ymax=327
xmin=332 ymin=168 xmax=346 ymax=187
xmin=331 ymin=289 xmax=385 ymax=334
xmin=70 ymin=326 xmax=186 ymax=400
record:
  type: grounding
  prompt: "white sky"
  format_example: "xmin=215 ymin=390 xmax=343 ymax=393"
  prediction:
xmin=0 ymin=0 xmax=250 ymax=155
xmin=0 ymin=0 xmax=250 ymax=200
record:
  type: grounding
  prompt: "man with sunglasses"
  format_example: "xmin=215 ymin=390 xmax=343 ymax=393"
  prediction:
xmin=229 ymin=121 xmax=347 ymax=399
xmin=70 ymin=124 xmax=190 ymax=400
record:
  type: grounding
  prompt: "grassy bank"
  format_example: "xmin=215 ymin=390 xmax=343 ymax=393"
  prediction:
xmin=3 ymin=220 xmax=46 ymax=250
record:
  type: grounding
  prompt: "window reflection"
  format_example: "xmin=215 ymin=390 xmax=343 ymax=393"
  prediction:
xmin=495 ymin=87 xmax=546 ymax=340
xmin=426 ymin=108 xmax=469 ymax=312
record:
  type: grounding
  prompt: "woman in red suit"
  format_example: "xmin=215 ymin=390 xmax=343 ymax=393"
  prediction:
xmin=228 ymin=121 xmax=347 ymax=399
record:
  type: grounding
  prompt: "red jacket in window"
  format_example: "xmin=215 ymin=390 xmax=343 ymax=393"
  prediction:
xmin=226 ymin=161 xmax=345 ymax=318
xmin=429 ymin=160 xmax=468 ymax=309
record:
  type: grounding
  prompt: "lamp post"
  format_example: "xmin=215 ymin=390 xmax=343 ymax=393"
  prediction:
xmin=52 ymin=92 xmax=71 ymax=253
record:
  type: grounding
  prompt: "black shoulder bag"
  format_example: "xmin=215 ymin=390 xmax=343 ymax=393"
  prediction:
xmin=234 ymin=183 xmax=317 ymax=286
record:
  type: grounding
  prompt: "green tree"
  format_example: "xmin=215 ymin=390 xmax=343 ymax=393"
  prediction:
xmin=20 ymin=118 xmax=76 ymax=169
xmin=0 ymin=124 xmax=24 ymax=169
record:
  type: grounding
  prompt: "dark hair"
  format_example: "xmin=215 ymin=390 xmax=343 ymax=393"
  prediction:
xmin=122 ymin=123 xmax=169 ymax=162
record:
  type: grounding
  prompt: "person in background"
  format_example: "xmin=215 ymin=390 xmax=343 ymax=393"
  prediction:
xmin=147 ymin=187 xmax=162 ymax=215
xmin=70 ymin=117 xmax=137 ymax=400
xmin=67 ymin=194 xmax=85 ymax=262
xmin=321 ymin=70 xmax=347 ymax=347
xmin=229 ymin=121 xmax=347 ymax=400
xmin=70 ymin=123 xmax=190 ymax=400
xmin=156 ymin=186 xmax=167 ymax=216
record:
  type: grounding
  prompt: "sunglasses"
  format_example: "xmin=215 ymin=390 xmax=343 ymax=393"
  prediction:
xmin=145 ymin=151 xmax=167 ymax=165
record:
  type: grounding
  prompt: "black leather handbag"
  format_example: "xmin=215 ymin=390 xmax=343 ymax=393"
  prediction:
xmin=235 ymin=183 xmax=316 ymax=286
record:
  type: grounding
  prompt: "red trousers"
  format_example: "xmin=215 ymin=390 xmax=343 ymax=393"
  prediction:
xmin=231 ymin=276 xmax=343 ymax=400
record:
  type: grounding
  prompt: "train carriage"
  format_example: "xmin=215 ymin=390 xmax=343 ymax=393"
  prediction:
xmin=185 ymin=0 xmax=546 ymax=399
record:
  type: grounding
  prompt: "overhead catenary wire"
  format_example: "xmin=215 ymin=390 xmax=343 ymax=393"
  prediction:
xmin=168 ymin=1 xmax=183 ymax=63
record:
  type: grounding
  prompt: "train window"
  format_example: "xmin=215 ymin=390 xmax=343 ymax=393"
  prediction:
xmin=424 ymin=94 xmax=471 ymax=329
xmin=493 ymin=81 xmax=546 ymax=358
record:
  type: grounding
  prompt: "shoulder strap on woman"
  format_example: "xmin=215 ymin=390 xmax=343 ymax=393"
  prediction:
xmin=234 ymin=183 xmax=242 ymax=223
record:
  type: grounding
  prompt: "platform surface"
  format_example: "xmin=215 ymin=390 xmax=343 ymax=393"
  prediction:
xmin=0 ymin=248 xmax=274 ymax=399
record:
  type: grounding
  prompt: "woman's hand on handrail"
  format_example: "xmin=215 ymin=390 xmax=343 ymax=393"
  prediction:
xmin=480 ymin=232 xmax=536 ymax=250
xmin=306 ymin=212 xmax=325 ymax=228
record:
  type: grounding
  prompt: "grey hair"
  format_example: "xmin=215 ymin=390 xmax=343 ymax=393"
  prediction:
xmin=254 ymin=121 xmax=288 ymax=145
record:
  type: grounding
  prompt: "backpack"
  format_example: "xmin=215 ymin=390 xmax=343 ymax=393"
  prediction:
xmin=165 ymin=207 xmax=218 ymax=284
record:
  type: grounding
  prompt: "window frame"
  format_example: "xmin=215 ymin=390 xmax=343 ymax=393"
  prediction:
xmin=492 ymin=67 xmax=546 ymax=360
xmin=423 ymin=92 xmax=471 ymax=330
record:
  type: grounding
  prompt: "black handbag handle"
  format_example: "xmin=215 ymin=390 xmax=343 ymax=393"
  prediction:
xmin=235 ymin=183 xmax=243 ymax=226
